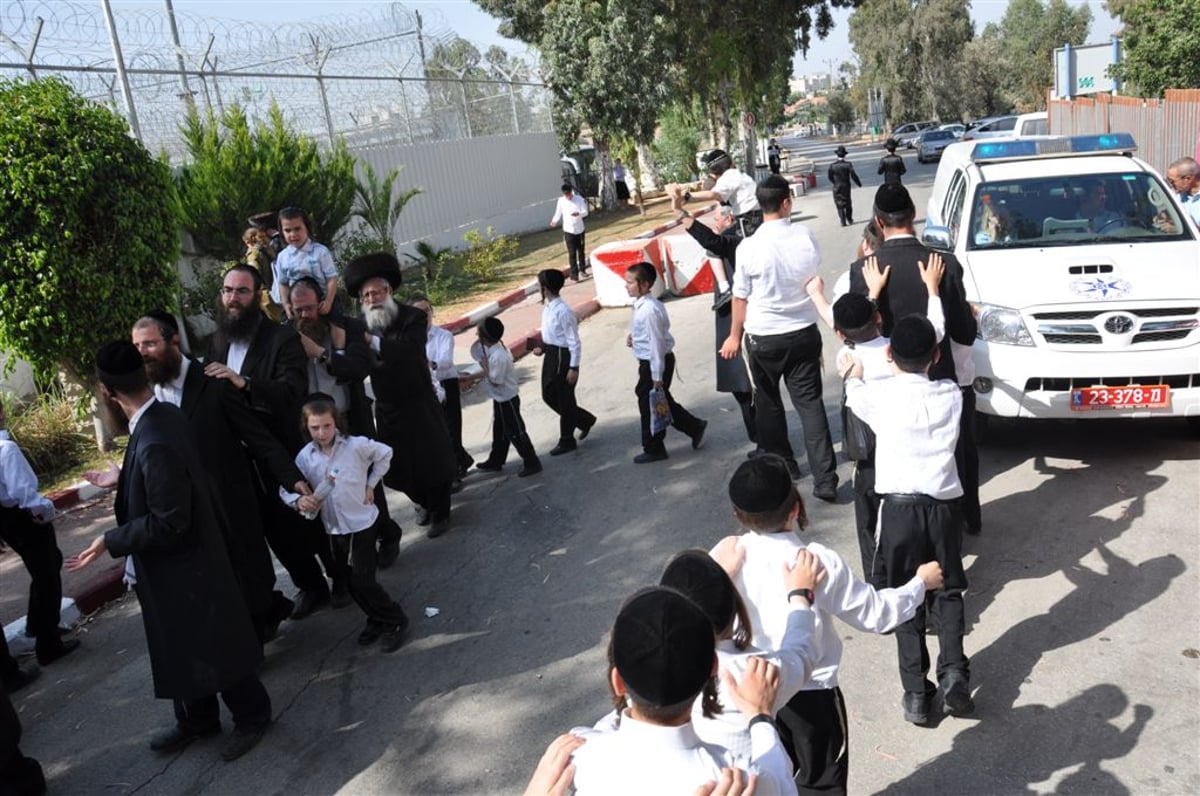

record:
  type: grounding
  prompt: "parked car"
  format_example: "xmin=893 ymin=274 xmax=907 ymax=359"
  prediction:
xmin=922 ymin=133 xmax=1199 ymax=433
xmin=962 ymin=115 xmax=1017 ymax=141
xmin=938 ymin=123 xmax=966 ymax=137
xmin=917 ymin=129 xmax=958 ymax=163
xmin=891 ymin=120 xmax=939 ymax=148
xmin=1012 ymin=111 xmax=1049 ymax=137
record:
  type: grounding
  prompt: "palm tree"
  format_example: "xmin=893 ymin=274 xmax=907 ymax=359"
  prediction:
xmin=351 ymin=161 xmax=422 ymax=254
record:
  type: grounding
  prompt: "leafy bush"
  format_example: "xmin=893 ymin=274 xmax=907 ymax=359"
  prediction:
xmin=351 ymin=161 xmax=422 ymax=256
xmin=6 ymin=391 xmax=88 ymax=481
xmin=651 ymin=101 xmax=704 ymax=184
xmin=460 ymin=227 xmax=518 ymax=282
xmin=176 ymin=104 xmax=356 ymax=260
xmin=0 ymin=77 xmax=180 ymax=387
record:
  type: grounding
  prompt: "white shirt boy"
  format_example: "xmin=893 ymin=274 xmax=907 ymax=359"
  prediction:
xmin=629 ymin=294 xmax=674 ymax=381
xmin=540 ymin=297 xmax=583 ymax=368
xmin=0 ymin=430 xmax=55 ymax=523
xmin=281 ymin=433 xmax=392 ymax=535
xmin=479 ymin=342 xmax=519 ymax=402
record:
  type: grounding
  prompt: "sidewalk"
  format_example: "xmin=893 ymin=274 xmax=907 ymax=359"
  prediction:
xmin=0 ymin=201 xmax=728 ymax=633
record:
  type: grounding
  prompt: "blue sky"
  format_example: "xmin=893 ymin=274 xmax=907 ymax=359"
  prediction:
xmin=117 ymin=0 xmax=1120 ymax=77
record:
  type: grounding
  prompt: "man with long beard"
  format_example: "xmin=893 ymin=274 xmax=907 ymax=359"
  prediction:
xmin=131 ymin=310 xmax=305 ymax=640
xmin=205 ymin=265 xmax=336 ymax=620
xmin=289 ymin=278 xmax=403 ymax=567
xmin=343 ymin=253 xmax=457 ymax=539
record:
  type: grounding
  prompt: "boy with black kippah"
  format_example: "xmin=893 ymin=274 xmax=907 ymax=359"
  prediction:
xmin=712 ymin=453 xmax=943 ymax=792
xmin=472 ymin=317 xmax=543 ymax=477
xmin=569 ymin=586 xmax=795 ymax=795
xmin=533 ymin=268 xmax=597 ymax=454
xmin=844 ymin=314 xmax=972 ymax=726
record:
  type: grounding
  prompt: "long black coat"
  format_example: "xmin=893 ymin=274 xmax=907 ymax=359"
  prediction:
xmin=827 ymin=159 xmax=862 ymax=205
xmin=684 ymin=220 xmax=753 ymax=394
xmin=848 ymin=237 xmax=977 ymax=383
xmin=322 ymin=316 xmax=378 ymax=438
xmin=104 ymin=401 xmax=262 ymax=701
xmin=177 ymin=360 xmax=303 ymax=620
xmin=368 ymin=303 xmax=456 ymax=493
xmin=207 ymin=317 xmax=309 ymax=455
xmin=878 ymin=153 xmax=906 ymax=185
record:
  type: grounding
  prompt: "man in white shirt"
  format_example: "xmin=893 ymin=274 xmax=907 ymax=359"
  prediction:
xmin=550 ymin=183 xmax=590 ymax=281
xmin=844 ymin=315 xmax=972 ymax=726
xmin=409 ymin=295 xmax=475 ymax=480
xmin=720 ymin=175 xmax=838 ymax=501
xmin=676 ymin=149 xmax=763 ymax=238
xmin=0 ymin=397 xmax=80 ymax=669
xmin=533 ymin=268 xmax=597 ymax=455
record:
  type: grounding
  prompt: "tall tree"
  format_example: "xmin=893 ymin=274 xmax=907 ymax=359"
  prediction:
xmin=959 ymin=27 xmax=1010 ymax=118
xmin=998 ymin=0 xmax=1092 ymax=111
xmin=1106 ymin=0 xmax=1200 ymax=97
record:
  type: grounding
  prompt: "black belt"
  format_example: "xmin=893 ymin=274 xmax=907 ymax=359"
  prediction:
xmin=882 ymin=493 xmax=959 ymax=505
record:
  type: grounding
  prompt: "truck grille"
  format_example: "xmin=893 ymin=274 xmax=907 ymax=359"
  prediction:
xmin=1031 ymin=307 xmax=1198 ymax=346
xmin=1025 ymin=373 xmax=1200 ymax=391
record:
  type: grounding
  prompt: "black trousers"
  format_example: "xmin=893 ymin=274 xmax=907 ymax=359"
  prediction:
xmin=956 ymin=387 xmax=981 ymax=532
xmin=441 ymin=377 xmax=475 ymax=473
xmin=483 ymin=396 xmax=540 ymax=467
xmin=174 ymin=673 xmax=272 ymax=733
xmin=833 ymin=189 xmax=853 ymax=225
xmin=563 ymin=231 xmax=586 ymax=277
xmin=877 ymin=494 xmax=969 ymax=695
xmin=635 ymin=354 xmax=703 ymax=453
xmin=329 ymin=524 xmax=407 ymax=628
xmin=0 ymin=507 xmax=63 ymax=645
xmin=1 ymin=634 xmax=45 ymax=796
xmin=541 ymin=344 xmax=596 ymax=445
xmin=256 ymin=488 xmax=332 ymax=596
xmin=851 ymin=460 xmax=881 ymax=583
xmin=372 ymin=482 xmax=403 ymax=547
xmin=774 ymin=687 xmax=849 ymax=794
xmin=744 ymin=326 xmax=837 ymax=490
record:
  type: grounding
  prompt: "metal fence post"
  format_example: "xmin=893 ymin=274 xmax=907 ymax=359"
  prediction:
xmin=99 ymin=0 xmax=142 ymax=141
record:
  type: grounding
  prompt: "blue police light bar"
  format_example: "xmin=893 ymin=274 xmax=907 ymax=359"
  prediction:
xmin=971 ymin=133 xmax=1137 ymax=163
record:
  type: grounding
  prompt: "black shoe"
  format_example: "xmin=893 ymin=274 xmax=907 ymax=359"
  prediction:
xmin=690 ymin=420 xmax=708 ymax=450
xmin=902 ymin=690 xmax=932 ymax=725
xmin=813 ymin=483 xmax=838 ymax=503
xmin=550 ymin=441 xmax=577 ymax=456
xmin=785 ymin=458 xmax=801 ymax=480
xmin=577 ymin=418 xmax=596 ymax=440
xmin=474 ymin=461 xmax=503 ymax=472
xmin=415 ymin=507 xmax=432 ymax=526
xmin=221 ymin=725 xmax=268 ymax=762
xmin=149 ymin=722 xmax=220 ymax=753
xmin=941 ymin=677 xmax=975 ymax=715
xmin=378 ymin=539 xmax=400 ymax=569
xmin=634 ymin=450 xmax=669 ymax=464
xmin=518 ymin=461 xmax=543 ymax=477
xmin=36 ymin=637 xmax=80 ymax=666
xmin=427 ymin=518 xmax=450 ymax=539
xmin=358 ymin=623 xmax=383 ymax=646
xmin=331 ymin=585 xmax=353 ymax=610
xmin=380 ymin=622 xmax=409 ymax=653
xmin=290 ymin=589 xmax=330 ymax=621
xmin=570 ymin=273 xmax=580 ymax=282
xmin=2 ymin=664 xmax=41 ymax=693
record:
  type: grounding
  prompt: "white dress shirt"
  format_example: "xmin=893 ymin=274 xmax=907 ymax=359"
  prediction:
xmin=629 ymin=294 xmax=674 ymax=381
xmin=477 ymin=342 xmax=519 ymax=402
xmin=426 ymin=325 xmax=458 ymax=382
xmin=153 ymin=356 xmax=190 ymax=407
xmin=732 ymin=219 xmax=821 ymax=336
xmin=0 ymin=430 xmax=55 ymax=522
xmin=845 ymin=374 xmax=963 ymax=499
xmin=226 ymin=340 xmax=250 ymax=375
xmin=540 ymin=297 xmax=582 ymax=367
xmin=834 ymin=297 xmax=945 ymax=377
xmin=718 ymin=532 xmax=926 ymax=689
xmin=571 ymin=710 xmax=795 ymax=796
xmin=280 ymin=434 xmax=392 ymax=535
xmin=693 ymin=606 xmax=817 ymax=759
xmin=713 ymin=168 xmax=761 ymax=216
xmin=551 ymin=193 xmax=588 ymax=235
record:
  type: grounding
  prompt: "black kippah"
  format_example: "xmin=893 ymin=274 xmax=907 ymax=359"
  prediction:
xmin=611 ymin=587 xmax=714 ymax=706
xmin=874 ymin=183 xmax=915 ymax=215
xmin=481 ymin=316 xmax=504 ymax=341
xmin=96 ymin=340 xmax=145 ymax=378
xmin=728 ymin=454 xmax=794 ymax=512
xmin=539 ymin=268 xmax=566 ymax=293
xmin=890 ymin=314 xmax=938 ymax=359
xmin=659 ymin=551 xmax=736 ymax=635
xmin=833 ymin=293 xmax=874 ymax=332
xmin=143 ymin=308 xmax=178 ymax=335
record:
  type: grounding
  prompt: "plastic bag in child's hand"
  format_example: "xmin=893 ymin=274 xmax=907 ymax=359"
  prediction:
xmin=649 ymin=387 xmax=672 ymax=436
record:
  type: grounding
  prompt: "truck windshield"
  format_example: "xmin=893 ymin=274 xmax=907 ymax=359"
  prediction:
xmin=966 ymin=172 xmax=1192 ymax=250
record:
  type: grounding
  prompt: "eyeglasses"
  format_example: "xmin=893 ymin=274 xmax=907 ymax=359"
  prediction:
xmin=361 ymin=288 xmax=391 ymax=300
xmin=221 ymin=286 xmax=255 ymax=297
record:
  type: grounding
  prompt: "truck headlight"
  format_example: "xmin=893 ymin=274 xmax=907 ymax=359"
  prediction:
xmin=975 ymin=303 xmax=1033 ymax=346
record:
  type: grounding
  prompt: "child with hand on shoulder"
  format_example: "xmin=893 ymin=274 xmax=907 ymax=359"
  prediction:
xmin=472 ymin=317 xmax=543 ymax=477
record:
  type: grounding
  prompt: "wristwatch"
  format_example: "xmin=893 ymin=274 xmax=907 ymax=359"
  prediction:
xmin=683 ymin=190 xmax=693 ymax=203
xmin=787 ymin=588 xmax=815 ymax=605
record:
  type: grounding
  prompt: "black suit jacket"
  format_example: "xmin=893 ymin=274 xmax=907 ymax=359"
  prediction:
xmin=105 ymin=401 xmax=261 ymax=700
xmin=207 ymin=317 xmax=308 ymax=454
xmin=849 ymin=236 xmax=977 ymax=383
xmin=321 ymin=316 xmax=377 ymax=438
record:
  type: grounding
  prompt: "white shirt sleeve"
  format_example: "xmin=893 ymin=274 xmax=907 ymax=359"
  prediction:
xmin=646 ymin=305 xmax=668 ymax=382
xmin=575 ymin=194 xmax=589 ymax=219
xmin=0 ymin=441 xmax=55 ymax=522
xmin=768 ymin=607 xmax=818 ymax=713
xmin=561 ymin=306 xmax=583 ymax=368
xmin=927 ymin=295 xmax=947 ymax=343
xmin=748 ymin=721 xmax=797 ymax=796
xmin=359 ymin=438 xmax=393 ymax=489
xmin=815 ymin=545 xmax=926 ymax=634
xmin=487 ymin=345 xmax=513 ymax=388
xmin=551 ymin=198 xmax=564 ymax=226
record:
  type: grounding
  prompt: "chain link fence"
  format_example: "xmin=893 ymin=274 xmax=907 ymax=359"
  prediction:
xmin=1 ymin=0 xmax=554 ymax=161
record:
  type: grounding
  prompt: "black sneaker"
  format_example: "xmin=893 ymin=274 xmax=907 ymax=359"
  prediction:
xmin=358 ymin=623 xmax=383 ymax=646
xmin=549 ymin=441 xmax=577 ymax=456
xmin=518 ymin=461 xmax=543 ymax=477
xmin=220 ymin=724 xmax=268 ymax=762
xmin=577 ymin=418 xmax=596 ymax=440
xmin=634 ymin=450 xmax=669 ymax=464
xmin=941 ymin=677 xmax=975 ymax=715
xmin=475 ymin=461 xmax=504 ymax=472
xmin=813 ymin=482 xmax=838 ymax=503
xmin=380 ymin=622 xmax=409 ymax=653
xmin=690 ymin=420 xmax=708 ymax=450
xmin=902 ymin=690 xmax=932 ymax=725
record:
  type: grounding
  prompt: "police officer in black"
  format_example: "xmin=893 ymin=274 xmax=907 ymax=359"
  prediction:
xmin=827 ymin=145 xmax=862 ymax=226
xmin=878 ymin=138 xmax=907 ymax=186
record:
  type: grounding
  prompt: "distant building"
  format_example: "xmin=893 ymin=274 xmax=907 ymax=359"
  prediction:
xmin=788 ymin=73 xmax=834 ymax=97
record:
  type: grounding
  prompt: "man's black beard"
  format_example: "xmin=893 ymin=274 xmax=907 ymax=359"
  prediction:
xmin=295 ymin=314 xmax=329 ymax=343
xmin=145 ymin=348 xmax=183 ymax=386
xmin=218 ymin=299 xmax=262 ymax=341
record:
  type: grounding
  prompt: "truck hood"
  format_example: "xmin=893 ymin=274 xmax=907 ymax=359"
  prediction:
xmin=962 ymin=241 xmax=1200 ymax=308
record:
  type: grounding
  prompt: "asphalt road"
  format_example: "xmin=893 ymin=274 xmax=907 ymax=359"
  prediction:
xmin=14 ymin=147 xmax=1200 ymax=795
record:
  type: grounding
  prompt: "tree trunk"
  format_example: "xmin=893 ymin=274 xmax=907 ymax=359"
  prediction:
xmin=596 ymin=137 xmax=618 ymax=212
xmin=636 ymin=141 xmax=662 ymax=192
xmin=717 ymin=77 xmax=733 ymax=153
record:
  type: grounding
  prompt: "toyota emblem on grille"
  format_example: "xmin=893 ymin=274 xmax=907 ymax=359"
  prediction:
xmin=1104 ymin=314 xmax=1135 ymax=334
